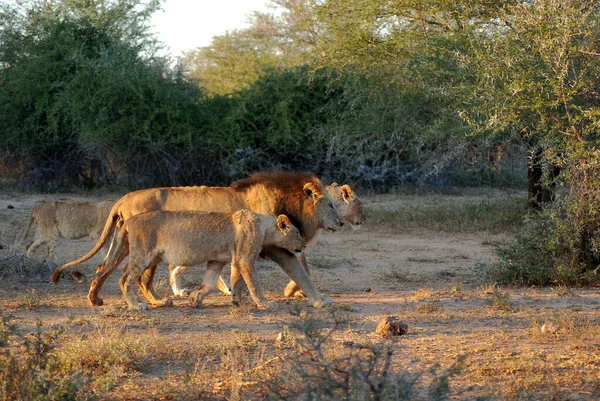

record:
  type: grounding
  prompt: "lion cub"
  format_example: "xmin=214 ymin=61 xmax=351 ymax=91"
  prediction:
xmin=101 ymin=209 xmax=305 ymax=311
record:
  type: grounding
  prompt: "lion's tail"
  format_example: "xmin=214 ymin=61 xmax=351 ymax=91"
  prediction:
xmin=19 ymin=209 xmax=35 ymax=243
xmin=50 ymin=201 xmax=121 ymax=284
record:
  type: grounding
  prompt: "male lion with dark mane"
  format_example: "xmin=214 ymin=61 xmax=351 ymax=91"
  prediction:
xmin=169 ymin=182 xmax=367 ymax=298
xmin=50 ymin=171 xmax=342 ymax=308
xmin=95 ymin=210 xmax=305 ymax=311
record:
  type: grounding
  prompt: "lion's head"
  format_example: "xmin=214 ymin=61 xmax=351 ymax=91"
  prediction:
xmin=232 ymin=171 xmax=343 ymax=241
xmin=326 ymin=183 xmax=366 ymax=229
xmin=271 ymin=214 xmax=306 ymax=255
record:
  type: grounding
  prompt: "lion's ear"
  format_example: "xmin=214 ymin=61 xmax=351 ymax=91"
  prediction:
xmin=303 ymin=182 xmax=321 ymax=199
xmin=277 ymin=214 xmax=292 ymax=232
xmin=330 ymin=182 xmax=339 ymax=187
xmin=341 ymin=184 xmax=355 ymax=204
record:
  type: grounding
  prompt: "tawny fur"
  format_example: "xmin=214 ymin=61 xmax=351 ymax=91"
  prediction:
xmin=171 ymin=183 xmax=367 ymax=298
xmin=99 ymin=210 xmax=304 ymax=311
xmin=325 ymin=183 xmax=367 ymax=228
xmin=21 ymin=199 xmax=114 ymax=262
xmin=50 ymin=171 xmax=342 ymax=308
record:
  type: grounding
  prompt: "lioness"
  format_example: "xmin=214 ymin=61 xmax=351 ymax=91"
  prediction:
xmin=169 ymin=182 xmax=367 ymax=298
xmin=51 ymin=171 xmax=343 ymax=308
xmin=20 ymin=199 xmax=115 ymax=262
xmin=95 ymin=209 xmax=304 ymax=311
xmin=325 ymin=183 xmax=366 ymax=229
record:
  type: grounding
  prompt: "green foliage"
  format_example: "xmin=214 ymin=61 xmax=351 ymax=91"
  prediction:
xmin=487 ymin=150 xmax=600 ymax=286
xmin=487 ymin=214 xmax=559 ymax=286
xmin=184 ymin=0 xmax=316 ymax=95
xmin=0 ymin=0 xmax=223 ymax=189
xmin=465 ymin=0 xmax=600 ymax=145
xmin=201 ymin=66 xmax=347 ymax=179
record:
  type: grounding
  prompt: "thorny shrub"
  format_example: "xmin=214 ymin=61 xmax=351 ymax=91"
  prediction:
xmin=487 ymin=148 xmax=600 ymax=286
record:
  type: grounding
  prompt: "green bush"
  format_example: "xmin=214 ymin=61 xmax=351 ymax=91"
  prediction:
xmin=486 ymin=150 xmax=600 ymax=286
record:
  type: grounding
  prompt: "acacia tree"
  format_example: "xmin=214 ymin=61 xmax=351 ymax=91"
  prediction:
xmin=306 ymin=0 xmax=600 ymax=202
xmin=464 ymin=0 xmax=600 ymax=207
xmin=184 ymin=0 xmax=319 ymax=95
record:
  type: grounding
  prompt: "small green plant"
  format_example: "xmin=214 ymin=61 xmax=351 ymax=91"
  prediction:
xmin=416 ymin=299 xmax=443 ymax=314
xmin=57 ymin=324 xmax=148 ymax=376
xmin=483 ymin=284 xmax=512 ymax=312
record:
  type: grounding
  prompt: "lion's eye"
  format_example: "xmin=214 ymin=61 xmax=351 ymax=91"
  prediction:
xmin=329 ymin=204 xmax=335 ymax=210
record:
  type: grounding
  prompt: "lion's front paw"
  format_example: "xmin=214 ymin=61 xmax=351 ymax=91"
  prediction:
xmin=310 ymin=296 xmax=333 ymax=308
xmin=156 ymin=299 xmax=173 ymax=307
xmin=188 ymin=290 xmax=202 ymax=307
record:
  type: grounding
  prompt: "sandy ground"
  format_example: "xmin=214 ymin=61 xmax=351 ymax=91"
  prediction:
xmin=0 ymin=190 xmax=599 ymax=400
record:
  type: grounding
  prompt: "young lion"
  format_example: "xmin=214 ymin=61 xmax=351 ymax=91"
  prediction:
xmin=20 ymin=199 xmax=115 ymax=262
xmin=96 ymin=209 xmax=305 ymax=311
xmin=169 ymin=182 xmax=367 ymax=298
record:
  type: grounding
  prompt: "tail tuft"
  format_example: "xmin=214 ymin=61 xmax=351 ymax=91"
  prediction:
xmin=50 ymin=270 xmax=61 ymax=284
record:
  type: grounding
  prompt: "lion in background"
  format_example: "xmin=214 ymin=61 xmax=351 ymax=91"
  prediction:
xmin=51 ymin=171 xmax=343 ymax=308
xmin=95 ymin=210 xmax=305 ymax=311
xmin=169 ymin=182 xmax=367 ymax=298
xmin=20 ymin=199 xmax=115 ymax=262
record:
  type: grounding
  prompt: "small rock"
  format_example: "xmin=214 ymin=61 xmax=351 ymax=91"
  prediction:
xmin=276 ymin=332 xmax=285 ymax=342
xmin=6 ymin=205 xmax=13 ymax=209
xmin=362 ymin=287 xmax=373 ymax=292
xmin=375 ymin=316 xmax=408 ymax=338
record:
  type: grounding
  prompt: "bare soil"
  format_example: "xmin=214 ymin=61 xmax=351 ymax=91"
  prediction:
xmin=0 ymin=190 xmax=599 ymax=400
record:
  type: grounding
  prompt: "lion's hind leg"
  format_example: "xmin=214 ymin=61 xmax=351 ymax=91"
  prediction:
xmin=169 ymin=265 xmax=192 ymax=297
xmin=119 ymin=262 xmax=148 ymax=311
xmin=189 ymin=261 xmax=226 ymax=307
xmin=138 ymin=264 xmax=173 ymax=307
xmin=25 ymin=231 xmax=46 ymax=259
xmin=87 ymin=230 xmax=129 ymax=307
